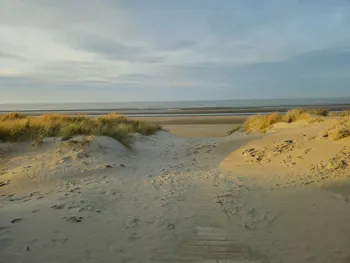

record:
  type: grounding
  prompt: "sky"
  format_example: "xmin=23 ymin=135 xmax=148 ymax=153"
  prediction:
xmin=0 ymin=0 xmax=350 ymax=103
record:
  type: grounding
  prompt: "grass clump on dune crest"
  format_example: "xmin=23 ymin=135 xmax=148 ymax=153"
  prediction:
xmin=244 ymin=108 xmax=329 ymax=133
xmin=304 ymin=108 xmax=329 ymax=116
xmin=329 ymin=110 xmax=350 ymax=118
xmin=0 ymin=112 xmax=161 ymax=147
xmin=282 ymin=108 xmax=328 ymax=123
xmin=97 ymin=112 xmax=123 ymax=121
xmin=244 ymin=112 xmax=283 ymax=133
xmin=282 ymin=109 xmax=307 ymax=123
xmin=0 ymin=112 xmax=27 ymax=121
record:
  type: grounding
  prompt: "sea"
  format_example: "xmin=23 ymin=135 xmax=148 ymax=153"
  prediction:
xmin=0 ymin=98 xmax=349 ymax=117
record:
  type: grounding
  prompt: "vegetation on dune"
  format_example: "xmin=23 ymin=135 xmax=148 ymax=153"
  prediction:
xmin=227 ymin=125 xmax=242 ymax=135
xmin=0 ymin=112 xmax=27 ymax=121
xmin=329 ymin=110 xmax=350 ymax=118
xmin=324 ymin=119 xmax=350 ymax=141
xmin=282 ymin=108 xmax=328 ymax=123
xmin=243 ymin=108 xmax=350 ymax=137
xmin=303 ymin=108 xmax=329 ymax=116
xmin=0 ymin=112 xmax=162 ymax=147
xmin=244 ymin=108 xmax=330 ymax=133
xmin=244 ymin=112 xmax=283 ymax=133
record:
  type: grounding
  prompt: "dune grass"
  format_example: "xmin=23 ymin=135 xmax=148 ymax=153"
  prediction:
xmin=325 ymin=119 xmax=350 ymax=141
xmin=282 ymin=108 xmax=328 ymax=123
xmin=244 ymin=112 xmax=283 ymax=133
xmin=244 ymin=108 xmax=329 ymax=133
xmin=0 ymin=112 xmax=27 ymax=121
xmin=0 ymin=112 xmax=161 ymax=147
xmin=329 ymin=110 xmax=350 ymax=118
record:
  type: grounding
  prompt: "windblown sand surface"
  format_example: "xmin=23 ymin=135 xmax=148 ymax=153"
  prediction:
xmin=164 ymin=124 xmax=239 ymax=137
xmin=1 ymin=120 xmax=350 ymax=262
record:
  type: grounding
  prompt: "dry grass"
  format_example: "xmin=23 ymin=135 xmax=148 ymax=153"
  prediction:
xmin=329 ymin=110 xmax=350 ymax=118
xmin=305 ymin=108 xmax=329 ymax=116
xmin=0 ymin=112 xmax=27 ymax=121
xmin=244 ymin=112 xmax=283 ymax=133
xmin=325 ymin=119 xmax=350 ymax=141
xmin=0 ymin=112 xmax=161 ymax=147
xmin=282 ymin=108 xmax=328 ymax=123
xmin=244 ymin=108 xmax=328 ymax=133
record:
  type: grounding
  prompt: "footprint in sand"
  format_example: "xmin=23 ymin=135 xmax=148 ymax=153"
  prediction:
xmin=0 ymin=180 xmax=10 ymax=187
xmin=10 ymin=218 xmax=23 ymax=224
xmin=51 ymin=204 xmax=66 ymax=210
xmin=64 ymin=216 xmax=84 ymax=223
xmin=0 ymin=226 xmax=10 ymax=234
xmin=51 ymin=237 xmax=68 ymax=245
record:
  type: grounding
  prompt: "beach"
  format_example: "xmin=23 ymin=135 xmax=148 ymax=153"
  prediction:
xmin=3 ymin=0 xmax=350 ymax=261
xmin=1 ymin=112 xmax=350 ymax=262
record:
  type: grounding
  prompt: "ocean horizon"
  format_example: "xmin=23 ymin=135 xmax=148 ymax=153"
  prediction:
xmin=0 ymin=97 xmax=350 ymax=112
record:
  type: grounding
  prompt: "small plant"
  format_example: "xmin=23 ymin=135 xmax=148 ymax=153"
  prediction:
xmin=227 ymin=126 xmax=241 ymax=135
xmin=31 ymin=129 xmax=45 ymax=147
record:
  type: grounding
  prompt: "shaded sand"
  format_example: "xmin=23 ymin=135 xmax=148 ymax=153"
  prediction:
xmin=1 ymin=119 xmax=350 ymax=262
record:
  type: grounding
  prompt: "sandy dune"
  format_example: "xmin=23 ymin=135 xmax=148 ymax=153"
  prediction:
xmin=1 ymin=120 xmax=350 ymax=263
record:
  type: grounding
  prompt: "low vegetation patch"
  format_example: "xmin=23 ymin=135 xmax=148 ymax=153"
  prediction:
xmin=244 ymin=108 xmax=329 ymax=133
xmin=0 ymin=112 xmax=161 ymax=147
xmin=0 ymin=112 xmax=27 ymax=121
xmin=282 ymin=108 xmax=328 ymax=123
xmin=329 ymin=110 xmax=350 ymax=118
xmin=324 ymin=120 xmax=350 ymax=141
xmin=244 ymin=112 xmax=283 ymax=133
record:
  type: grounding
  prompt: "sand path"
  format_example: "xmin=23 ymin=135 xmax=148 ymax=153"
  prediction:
xmin=1 ymin=129 xmax=350 ymax=262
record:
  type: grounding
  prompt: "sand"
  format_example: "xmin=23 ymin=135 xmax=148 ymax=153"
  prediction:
xmin=163 ymin=124 xmax=239 ymax=137
xmin=132 ymin=115 xmax=246 ymax=125
xmin=1 ymin=119 xmax=350 ymax=262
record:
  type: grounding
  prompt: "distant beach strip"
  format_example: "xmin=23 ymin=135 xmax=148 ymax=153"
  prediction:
xmin=0 ymin=98 xmax=349 ymax=124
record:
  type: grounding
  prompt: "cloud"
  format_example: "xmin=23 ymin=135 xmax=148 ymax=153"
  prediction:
xmin=155 ymin=40 xmax=197 ymax=51
xmin=1 ymin=0 xmax=350 ymax=102
xmin=0 ymin=51 xmax=26 ymax=61
xmin=72 ymin=35 xmax=164 ymax=63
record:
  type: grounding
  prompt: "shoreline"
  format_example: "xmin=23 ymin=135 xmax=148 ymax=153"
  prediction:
xmin=0 ymin=104 xmax=348 ymax=118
